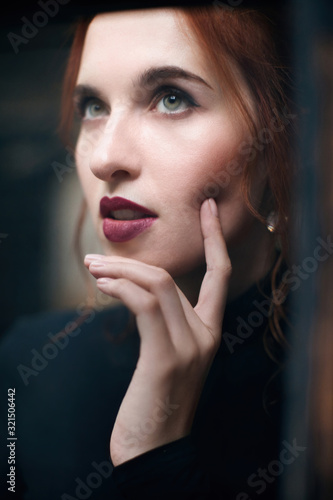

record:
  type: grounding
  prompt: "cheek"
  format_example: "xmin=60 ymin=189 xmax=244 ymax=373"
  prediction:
xmin=164 ymin=121 xmax=255 ymax=243
xmin=159 ymin=119 xmax=249 ymax=211
xmin=147 ymin=117 xmax=240 ymax=174
xmin=76 ymin=162 xmax=91 ymax=204
xmin=75 ymin=140 xmax=99 ymax=209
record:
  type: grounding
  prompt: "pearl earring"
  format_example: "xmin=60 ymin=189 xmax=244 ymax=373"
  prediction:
xmin=266 ymin=212 xmax=277 ymax=233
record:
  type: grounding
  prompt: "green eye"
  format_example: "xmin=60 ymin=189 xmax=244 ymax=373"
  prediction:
xmin=84 ymin=99 xmax=107 ymax=119
xmin=162 ymin=94 xmax=183 ymax=111
xmin=155 ymin=90 xmax=193 ymax=114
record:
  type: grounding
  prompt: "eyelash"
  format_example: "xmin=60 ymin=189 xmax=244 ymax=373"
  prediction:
xmin=74 ymin=86 xmax=199 ymax=121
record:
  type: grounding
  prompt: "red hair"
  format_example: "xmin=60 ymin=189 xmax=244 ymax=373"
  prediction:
xmin=61 ymin=5 xmax=294 ymax=363
xmin=176 ymin=6 xmax=294 ymax=361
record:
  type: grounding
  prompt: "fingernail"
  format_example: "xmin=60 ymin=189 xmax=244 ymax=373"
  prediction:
xmin=97 ymin=278 xmax=113 ymax=286
xmin=208 ymin=198 xmax=218 ymax=217
xmin=90 ymin=261 xmax=106 ymax=269
xmin=85 ymin=254 xmax=104 ymax=262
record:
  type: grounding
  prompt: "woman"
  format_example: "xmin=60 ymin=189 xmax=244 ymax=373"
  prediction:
xmin=0 ymin=4 xmax=294 ymax=499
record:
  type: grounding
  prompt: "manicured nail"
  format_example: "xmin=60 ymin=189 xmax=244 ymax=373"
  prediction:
xmin=85 ymin=254 xmax=104 ymax=262
xmin=208 ymin=198 xmax=218 ymax=217
xmin=89 ymin=261 xmax=106 ymax=269
xmin=97 ymin=278 xmax=113 ymax=286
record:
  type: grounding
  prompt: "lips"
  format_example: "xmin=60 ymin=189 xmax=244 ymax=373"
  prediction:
xmin=100 ymin=196 xmax=157 ymax=219
xmin=100 ymin=196 xmax=157 ymax=243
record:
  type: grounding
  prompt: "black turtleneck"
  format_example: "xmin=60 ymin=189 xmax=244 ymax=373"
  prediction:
xmin=0 ymin=268 xmax=288 ymax=500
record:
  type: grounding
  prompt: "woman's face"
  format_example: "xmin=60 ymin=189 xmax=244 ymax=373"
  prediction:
xmin=75 ymin=9 xmax=262 ymax=278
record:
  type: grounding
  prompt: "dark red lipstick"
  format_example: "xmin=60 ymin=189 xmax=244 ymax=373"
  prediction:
xmin=100 ymin=196 xmax=157 ymax=243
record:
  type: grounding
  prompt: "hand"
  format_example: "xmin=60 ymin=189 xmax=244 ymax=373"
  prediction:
xmin=84 ymin=198 xmax=231 ymax=466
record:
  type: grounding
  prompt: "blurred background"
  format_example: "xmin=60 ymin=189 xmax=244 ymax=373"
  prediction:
xmin=0 ymin=2 xmax=110 ymax=335
xmin=0 ymin=9 xmax=78 ymax=333
xmin=0 ymin=1 xmax=332 ymax=498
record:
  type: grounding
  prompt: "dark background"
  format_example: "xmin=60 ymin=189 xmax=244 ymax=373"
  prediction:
xmin=0 ymin=17 xmax=72 ymax=334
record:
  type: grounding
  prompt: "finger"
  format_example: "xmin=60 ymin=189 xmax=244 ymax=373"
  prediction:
xmin=85 ymin=254 xmax=159 ymax=268
xmin=90 ymin=262 xmax=193 ymax=347
xmin=87 ymin=255 xmax=196 ymax=327
xmin=84 ymin=254 xmax=104 ymax=267
xmin=96 ymin=278 xmax=174 ymax=358
xmin=194 ymin=198 xmax=232 ymax=334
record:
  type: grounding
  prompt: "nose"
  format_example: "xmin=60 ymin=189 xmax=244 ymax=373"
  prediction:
xmin=85 ymin=111 xmax=141 ymax=182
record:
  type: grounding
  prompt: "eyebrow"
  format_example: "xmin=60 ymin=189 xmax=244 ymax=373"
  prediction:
xmin=74 ymin=65 xmax=213 ymax=103
xmin=73 ymin=84 xmax=106 ymax=102
xmin=137 ymin=65 xmax=213 ymax=90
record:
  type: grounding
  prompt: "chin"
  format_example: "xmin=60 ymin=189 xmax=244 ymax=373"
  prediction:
xmin=100 ymin=239 xmax=202 ymax=276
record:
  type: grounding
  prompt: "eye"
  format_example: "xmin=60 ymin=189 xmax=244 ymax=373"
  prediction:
xmin=153 ymin=87 xmax=199 ymax=115
xmin=75 ymin=97 xmax=108 ymax=121
xmin=157 ymin=94 xmax=186 ymax=113
xmin=84 ymin=98 xmax=108 ymax=120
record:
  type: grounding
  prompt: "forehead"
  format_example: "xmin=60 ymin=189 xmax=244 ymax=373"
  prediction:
xmin=76 ymin=9 xmax=210 ymax=84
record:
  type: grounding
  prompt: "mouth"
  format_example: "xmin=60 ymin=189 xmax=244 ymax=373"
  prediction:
xmin=100 ymin=196 xmax=158 ymax=243
xmin=108 ymin=209 xmax=155 ymax=221
xmin=100 ymin=196 xmax=157 ymax=220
